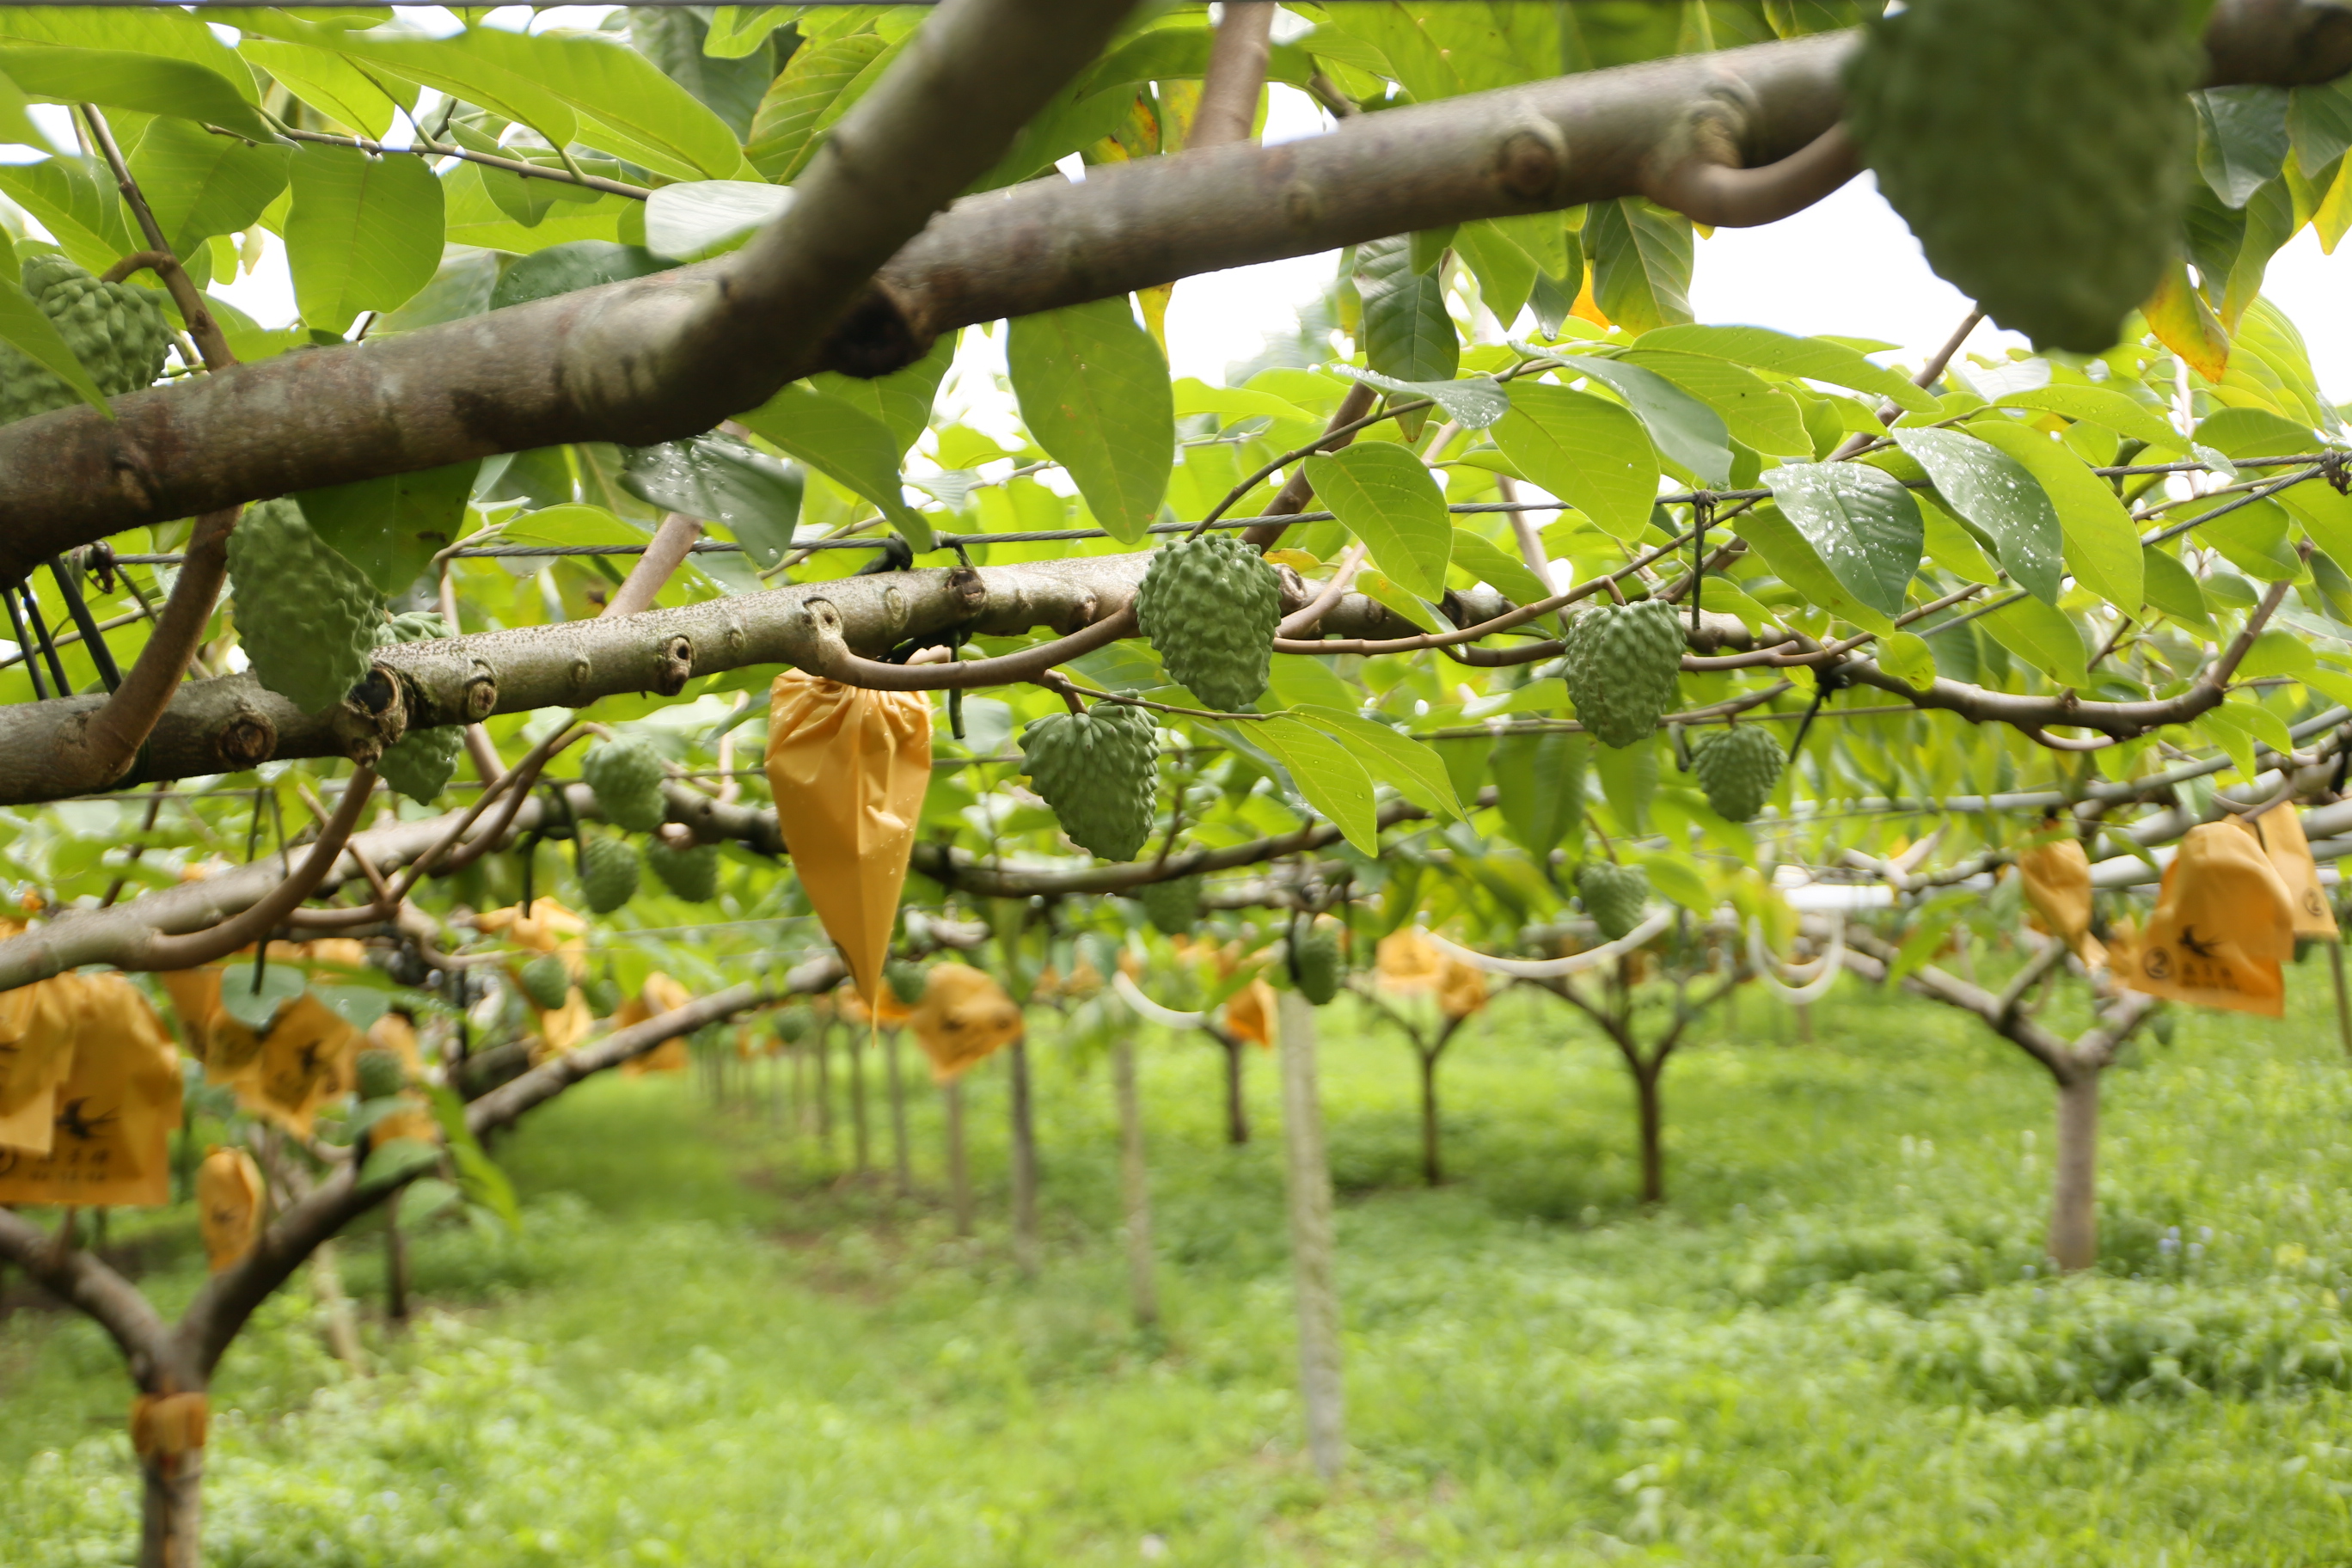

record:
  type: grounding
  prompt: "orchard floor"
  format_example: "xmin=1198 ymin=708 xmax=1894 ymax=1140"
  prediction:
xmin=9 ymin=977 xmax=2352 ymax=1565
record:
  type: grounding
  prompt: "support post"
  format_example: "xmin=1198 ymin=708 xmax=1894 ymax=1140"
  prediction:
xmin=2330 ymin=941 xmax=2352 ymax=1059
xmin=944 ymin=1077 xmax=972 ymax=1238
xmin=1008 ymin=1038 xmax=1039 ymax=1275
xmin=1277 ymin=989 xmax=1344 ymax=1479
xmin=2049 ymin=1068 xmax=2100 ymax=1271
xmin=1112 ymin=1038 xmax=1159 ymax=1328
xmin=885 ymin=1026 xmax=912 ymax=1197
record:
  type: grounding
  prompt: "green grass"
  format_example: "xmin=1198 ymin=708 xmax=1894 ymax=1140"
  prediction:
xmin=9 ymin=971 xmax=2352 ymax=1565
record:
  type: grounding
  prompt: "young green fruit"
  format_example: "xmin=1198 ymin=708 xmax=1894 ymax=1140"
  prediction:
xmin=519 ymin=953 xmax=573 ymax=1011
xmin=646 ymin=841 xmax=720 ymax=903
xmin=1688 ymin=726 xmax=1785 ymax=823
xmin=1293 ymin=925 xmax=1344 ymax=1006
xmin=1563 ymin=599 xmax=1683 ymax=750
xmin=1131 ymin=875 xmax=1203 ymax=936
xmin=354 ymin=1048 xmax=407 ymax=1102
xmin=579 ymin=832 xmax=641 ymax=913
xmin=1132 ymin=533 xmax=1284 ymax=712
xmin=1845 ymin=0 xmax=2198 ymax=353
xmin=0 ymin=254 xmax=170 ymax=424
xmin=227 ymin=499 xmax=386 ymax=715
xmin=582 ymin=738 xmax=669 ymax=833
xmin=1577 ymin=861 xmax=1651 ymax=942
xmin=1019 ymin=702 xmax=1159 ymax=861
xmin=885 ymin=959 xmax=928 ymax=1008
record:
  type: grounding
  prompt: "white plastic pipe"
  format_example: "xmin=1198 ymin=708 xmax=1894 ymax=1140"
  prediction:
xmin=1746 ymin=916 xmax=1845 ymax=1002
xmin=1418 ymin=909 xmax=1675 ymax=978
xmin=1112 ymin=970 xmax=1210 ymax=1028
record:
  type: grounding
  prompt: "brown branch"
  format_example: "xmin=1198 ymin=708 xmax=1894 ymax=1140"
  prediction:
xmin=0 ymin=1208 xmax=173 ymax=1376
xmin=139 ymin=769 xmax=377 ymax=970
xmin=1644 ymin=123 xmax=1859 ymax=227
xmin=601 ymin=513 xmax=703 ymax=619
xmin=1187 ymin=1 xmax=1276 ymax=150
xmin=80 ymin=105 xmax=235 ymax=372
xmin=50 ymin=506 xmax=238 ymax=793
xmin=267 ymin=125 xmax=652 ymax=199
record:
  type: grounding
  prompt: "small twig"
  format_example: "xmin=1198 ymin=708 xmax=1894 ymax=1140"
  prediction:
xmin=255 ymin=124 xmax=652 ymax=200
xmin=80 ymin=105 xmax=235 ymax=371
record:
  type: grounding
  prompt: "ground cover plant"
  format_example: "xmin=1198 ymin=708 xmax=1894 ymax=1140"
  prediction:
xmin=12 ymin=975 xmax=2352 ymax=1566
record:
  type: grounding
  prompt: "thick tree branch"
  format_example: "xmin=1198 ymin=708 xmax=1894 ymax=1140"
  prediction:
xmin=1188 ymin=2 xmax=1276 ymax=150
xmin=601 ymin=513 xmax=703 ymax=619
xmin=0 ymin=1209 xmax=173 ymax=1376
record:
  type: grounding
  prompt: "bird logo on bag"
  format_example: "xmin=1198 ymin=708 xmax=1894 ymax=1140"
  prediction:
xmin=55 ymin=1099 xmax=119 ymax=1142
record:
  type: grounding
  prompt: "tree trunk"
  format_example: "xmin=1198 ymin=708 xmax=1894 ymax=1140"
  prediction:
xmin=849 ymin=1027 xmax=871 ymax=1175
xmin=1793 ymin=1001 xmax=1814 ymax=1045
xmin=885 ymin=1027 xmax=911 ymax=1197
xmin=2049 ymin=1068 xmax=2101 ymax=1271
xmin=1277 ymin=990 xmax=1344 ymax=1479
xmin=311 ymin=1240 xmax=365 ymax=1371
xmin=1634 ymin=1061 xmax=1666 ymax=1206
xmin=944 ymin=1077 xmax=972 ymax=1238
xmin=1008 ymin=1038 xmax=1039 ymax=1275
xmin=814 ymin=1028 xmax=834 ymax=1162
xmin=1418 ymin=1048 xmax=1442 ymax=1188
xmin=383 ymin=1191 xmax=409 ymax=1328
xmin=1222 ymin=1032 xmax=1249 ymax=1145
xmin=138 ymin=1447 xmax=203 ymax=1568
xmin=2330 ymin=941 xmax=2352 ymax=1059
xmin=1112 ymin=1038 xmax=1159 ymax=1328
xmin=791 ymin=1042 xmax=808 ymax=1143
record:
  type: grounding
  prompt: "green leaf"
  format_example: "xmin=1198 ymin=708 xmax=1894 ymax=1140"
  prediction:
xmin=1761 ymin=463 xmax=1923 ymax=619
xmin=1295 ymin=706 xmax=1463 ymax=820
xmin=1586 ymin=198 xmax=1691 ymax=335
xmin=1591 ymin=734 xmax=1658 ymax=832
xmin=1339 ymin=366 xmax=1508 ymax=429
xmin=1490 ymin=729 xmax=1583 ymax=860
xmin=1634 ymin=850 xmax=1711 ymax=914
xmin=1635 ymin=323 xmax=1935 ymax=413
xmin=1354 ymin=569 xmax=1443 ymax=633
xmin=0 ymin=156 xmax=136 ymax=277
xmin=284 ymin=142 xmax=445 ymax=334
xmin=0 ymin=275 xmax=107 ymax=415
xmin=2289 ymin=75 xmax=2352 ymax=170
xmin=1490 ymin=383 xmax=1658 ymax=540
xmin=1980 ymin=595 xmax=2089 ymax=689
xmin=426 ymin=1083 xmax=520 ymax=1230
xmin=1890 ymin=428 xmax=2063 ymax=605
xmin=2141 ymin=547 xmax=2216 ymax=633
xmin=1877 ymin=628 xmax=1938 ymax=689
xmin=1738 ymin=505 xmax=1894 ymax=634
xmin=1452 ymin=218 xmax=1535 ymax=326
xmin=643 ymin=179 xmax=792 ymax=261
xmin=229 ymin=12 xmax=580 ymax=150
xmin=811 ymin=330 xmax=955 ymax=456
xmin=238 ymin=40 xmax=410 ymax=139
xmin=735 ymin=383 xmax=933 ymax=552
xmin=621 ymin=435 xmax=802 ymax=568
xmin=0 ymin=45 xmax=276 ymax=140
xmin=1994 ymin=385 xmax=2183 ymax=453
xmin=0 ymin=64 xmax=57 ymax=151
xmin=217 ymin=965 xmax=305 ymax=1033
xmin=295 ymin=462 xmax=481 ymax=596
xmin=2196 ymin=695 xmax=2294 ymax=774
xmin=1556 ymin=353 xmax=1731 ymax=486
xmin=126 ymin=117 xmax=291 ymax=259
xmin=2195 ymin=86 xmax=2293 ymax=207
xmin=1006 ymin=298 xmax=1173 ymax=546
xmin=450 ymin=25 xmax=750 ymax=183
xmin=1449 ymin=529 xmax=1553 ymax=607
xmin=1963 ymin=420 xmax=2142 ymax=612
xmin=488 ymin=242 xmax=668 ymax=311
xmin=1619 ymin=348 xmax=1812 ymax=455
xmin=1303 ymin=443 xmax=1450 ymax=599
xmin=1173 ymin=377 xmax=1317 ymax=426
xmin=707 ymin=7 xmax=796 ymax=60
xmin=746 ymin=31 xmax=893 ymax=181
xmin=1355 ymin=236 xmax=1458 ymax=386
xmin=1250 ymin=717 xmax=1380 ymax=854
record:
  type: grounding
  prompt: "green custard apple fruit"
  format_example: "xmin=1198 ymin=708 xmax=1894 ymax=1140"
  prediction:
xmin=1131 ymin=874 xmax=1203 ymax=936
xmin=1688 ymin=726 xmax=1785 ymax=823
xmin=1564 ymin=598 xmax=1684 ymax=750
xmin=1019 ymin=702 xmax=1159 ymax=861
xmin=1844 ymin=0 xmax=2199 ymax=352
xmin=227 ymin=499 xmax=386 ymax=715
xmin=579 ymin=832 xmax=641 ymax=913
xmin=646 ymin=840 xmax=720 ymax=903
xmin=1132 ymin=533 xmax=1284 ymax=712
xmin=518 ymin=953 xmax=573 ymax=1012
xmin=1293 ymin=923 xmax=1344 ymax=1006
xmin=0 ymin=254 xmax=170 ymax=424
xmin=582 ymin=738 xmax=669 ymax=832
xmin=1577 ymin=860 xmax=1651 ymax=942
